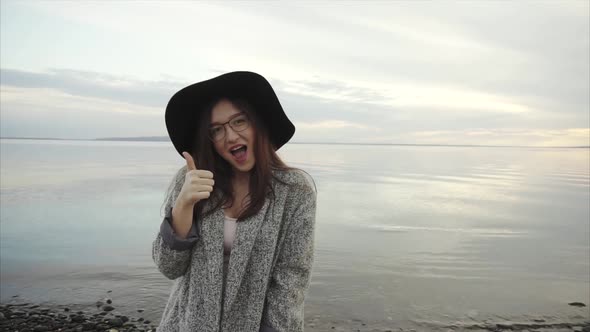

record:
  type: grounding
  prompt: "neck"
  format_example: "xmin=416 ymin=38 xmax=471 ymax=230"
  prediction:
xmin=232 ymin=170 xmax=250 ymax=190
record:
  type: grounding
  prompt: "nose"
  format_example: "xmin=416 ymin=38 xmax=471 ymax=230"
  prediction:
xmin=224 ymin=124 xmax=240 ymax=142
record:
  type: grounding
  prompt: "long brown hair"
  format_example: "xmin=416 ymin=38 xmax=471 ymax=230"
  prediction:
xmin=163 ymin=97 xmax=296 ymax=222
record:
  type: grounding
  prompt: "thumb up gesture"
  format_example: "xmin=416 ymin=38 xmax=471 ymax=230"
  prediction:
xmin=176 ymin=152 xmax=215 ymax=208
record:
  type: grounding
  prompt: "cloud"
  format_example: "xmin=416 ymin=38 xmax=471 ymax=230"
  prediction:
xmin=279 ymin=77 xmax=533 ymax=114
xmin=0 ymin=65 xmax=588 ymax=145
xmin=1 ymin=67 xmax=587 ymax=146
xmin=0 ymin=86 xmax=161 ymax=116
xmin=0 ymin=68 xmax=177 ymax=108
xmin=295 ymin=120 xmax=372 ymax=131
xmin=0 ymin=83 xmax=165 ymax=139
xmin=3 ymin=1 xmax=587 ymax=125
xmin=408 ymin=128 xmax=590 ymax=147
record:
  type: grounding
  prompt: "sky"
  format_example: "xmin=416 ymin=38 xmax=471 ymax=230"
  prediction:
xmin=1 ymin=1 xmax=589 ymax=146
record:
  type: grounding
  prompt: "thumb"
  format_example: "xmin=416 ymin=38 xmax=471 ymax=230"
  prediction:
xmin=182 ymin=152 xmax=197 ymax=170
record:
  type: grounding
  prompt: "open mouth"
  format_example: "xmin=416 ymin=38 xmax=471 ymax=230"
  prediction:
xmin=230 ymin=145 xmax=248 ymax=161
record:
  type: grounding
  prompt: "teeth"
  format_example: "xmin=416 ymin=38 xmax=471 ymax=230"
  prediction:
xmin=230 ymin=145 xmax=245 ymax=152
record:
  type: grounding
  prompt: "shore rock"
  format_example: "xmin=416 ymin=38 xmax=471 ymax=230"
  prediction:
xmin=0 ymin=303 xmax=158 ymax=332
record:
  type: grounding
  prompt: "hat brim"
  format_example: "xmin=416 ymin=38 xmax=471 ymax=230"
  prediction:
xmin=165 ymin=71 xmax=295 ymax=158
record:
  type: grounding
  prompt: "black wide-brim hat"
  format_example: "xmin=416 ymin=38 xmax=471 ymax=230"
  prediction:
xmin=165 ymin=71 xmax=295 ymax=158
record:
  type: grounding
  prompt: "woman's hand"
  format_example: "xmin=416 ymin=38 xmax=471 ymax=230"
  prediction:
xmin=175 ymin=152 xmax=215 ymax=209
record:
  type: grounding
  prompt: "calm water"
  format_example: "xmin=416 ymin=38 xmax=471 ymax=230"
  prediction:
xmin=1 ymin=139 xmax=589 ymax=329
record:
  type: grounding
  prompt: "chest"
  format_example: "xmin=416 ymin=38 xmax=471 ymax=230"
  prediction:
xmin=222 ymin=190 xmax=250 ymax=219
xmin=192 ymin=189 xmax=291 ymax=329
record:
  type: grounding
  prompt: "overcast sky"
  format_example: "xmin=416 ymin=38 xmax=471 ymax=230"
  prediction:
xmin=1 ymin=1 xmax=589 ymax=146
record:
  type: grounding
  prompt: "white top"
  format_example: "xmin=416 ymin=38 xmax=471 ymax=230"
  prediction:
xmin=222 ymin=214 xmax=237 ymax=299
xmin=223 ymin=214 xmax=237 ymax=255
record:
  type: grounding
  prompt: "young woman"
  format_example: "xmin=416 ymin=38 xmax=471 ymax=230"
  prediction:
xmin=152 ymin=71 xmax=317 ymax=332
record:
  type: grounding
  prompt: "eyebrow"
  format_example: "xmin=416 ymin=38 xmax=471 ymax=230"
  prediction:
xmin=209 ymin=112 xmax=245 ymax=126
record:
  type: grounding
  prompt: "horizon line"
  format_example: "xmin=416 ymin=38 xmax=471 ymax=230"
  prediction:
xmin=1 ymin=136 xmax=589 ymax=149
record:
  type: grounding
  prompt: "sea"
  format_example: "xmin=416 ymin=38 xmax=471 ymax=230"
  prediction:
xmin=1 ymin=138 xmax=588 ymax=330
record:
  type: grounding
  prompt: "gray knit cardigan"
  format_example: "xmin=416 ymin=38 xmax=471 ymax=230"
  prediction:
xmin=152 ymin=167 xmax=317 ymax=332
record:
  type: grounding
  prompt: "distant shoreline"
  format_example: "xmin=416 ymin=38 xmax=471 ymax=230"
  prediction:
xmin=0 ymin=136 xmax=589 ymax=149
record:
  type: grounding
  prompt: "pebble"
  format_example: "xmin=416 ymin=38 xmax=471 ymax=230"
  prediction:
xmin=13 ymin=309 xmax=26 ymax=315
xmin=1 ymin=298 xmax=588 ymax=332
xmin=96 ymin=323 xmax=110 ymax=330
xmin=109 ymin=318 xmax=124 ymax=327
xmin=82 ymin=322 xmax=96 ymax=329
xmin=0 ymin=303 xmax=159 ymax=332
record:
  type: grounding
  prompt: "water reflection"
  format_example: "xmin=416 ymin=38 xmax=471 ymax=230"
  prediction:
xmin=1 ymin=140 xmax=588 ymax=328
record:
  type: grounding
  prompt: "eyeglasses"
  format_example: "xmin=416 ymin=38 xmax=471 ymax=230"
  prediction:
xmin=208 ymin=113 xmax=250 ymax=142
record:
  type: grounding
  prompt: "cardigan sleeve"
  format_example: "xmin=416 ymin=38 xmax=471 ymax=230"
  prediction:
xmin=152 ymin=205 xmax=199 ymax=280
xmin=261 ymin=183 xmax=317 ymax=332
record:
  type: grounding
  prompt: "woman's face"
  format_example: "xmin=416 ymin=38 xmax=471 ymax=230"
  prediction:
xmin=210 ymin=99 xmax=256 ymax=174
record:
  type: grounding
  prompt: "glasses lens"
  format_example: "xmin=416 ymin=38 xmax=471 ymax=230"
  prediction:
xmin=230 ymin=115 xmax=249 ymax=131
xmin=209 ymin=126 xmax=224 ymax=141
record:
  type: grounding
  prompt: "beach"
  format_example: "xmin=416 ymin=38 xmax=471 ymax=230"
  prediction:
xmin=2 ymin=294 xmax=589 ymax=332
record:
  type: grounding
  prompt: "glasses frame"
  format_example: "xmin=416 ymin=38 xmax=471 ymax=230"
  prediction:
xmin=208 ymin=113 xmax=250 ymax=142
